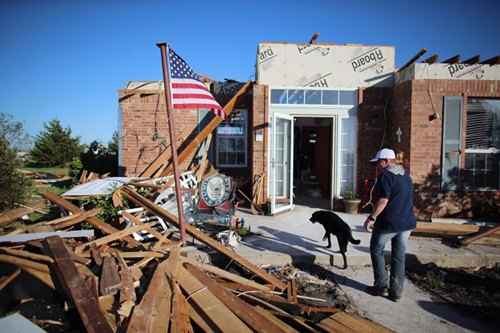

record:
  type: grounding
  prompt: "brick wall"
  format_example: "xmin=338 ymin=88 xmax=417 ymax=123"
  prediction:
xmin=118 ymin=89 xmax=199 ymax=176
xmin=251 ymin=84 xmax=269 ymax=201
xmin=407 ymin=79 xmax=500 ymax=219
xmin=357 ymin=87 xmax=392 ymax=195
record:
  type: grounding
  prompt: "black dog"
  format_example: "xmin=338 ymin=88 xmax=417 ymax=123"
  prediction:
xmin=309 ymin=210 xmax=361 ymax=269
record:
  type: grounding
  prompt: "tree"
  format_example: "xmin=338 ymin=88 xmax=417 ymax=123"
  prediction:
xmin=0 ymin=113 xmax=31 ymax=211
xmin=0 ymin=113 xmax=31 ymax=150
xmin=30 ymin=119 xmax=82 ymax=166
xmin=108 ymin=130 xmax=119 ymax=155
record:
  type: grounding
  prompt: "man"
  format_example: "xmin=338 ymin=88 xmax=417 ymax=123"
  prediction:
xmin=363 ymin=148 xmax=416 ymax=302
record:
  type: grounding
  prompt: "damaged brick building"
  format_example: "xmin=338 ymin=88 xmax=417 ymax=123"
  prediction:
xmin=118 ymin=42 xmax=500 ymax=219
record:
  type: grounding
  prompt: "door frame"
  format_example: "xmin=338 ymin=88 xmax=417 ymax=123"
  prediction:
xmin=270 ymin=113 xmax=294 ymax=214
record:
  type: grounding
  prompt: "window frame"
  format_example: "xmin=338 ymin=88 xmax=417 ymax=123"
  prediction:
xmin=215 ymin=109 xmax=248 ymax=168
xmin=442 ymin=96 xmax=500 ymax=191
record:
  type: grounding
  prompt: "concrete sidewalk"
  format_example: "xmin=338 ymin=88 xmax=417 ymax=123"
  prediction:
xmin=234 ymin=205 xmax=500 ymax=268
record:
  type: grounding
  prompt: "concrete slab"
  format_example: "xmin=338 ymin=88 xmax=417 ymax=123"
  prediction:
xmin=334 ymin=265 xmax=497 ymax=333
xmin=234 ymin=205 xmax=500 ymax=268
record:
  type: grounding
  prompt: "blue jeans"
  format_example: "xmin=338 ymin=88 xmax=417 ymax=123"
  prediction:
xmin=370 ymin=229 xmax=412 ymax=297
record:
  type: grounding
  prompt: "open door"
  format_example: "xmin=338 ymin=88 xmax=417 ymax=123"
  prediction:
xmin=270 ymin=113 xmax=294 ymax=214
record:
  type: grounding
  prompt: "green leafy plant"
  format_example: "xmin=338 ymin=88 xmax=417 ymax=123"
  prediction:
xmin=81 ymin=195 xmax=120 ymax=223
xmin=343 ymin=191 xmax=359 ymax=200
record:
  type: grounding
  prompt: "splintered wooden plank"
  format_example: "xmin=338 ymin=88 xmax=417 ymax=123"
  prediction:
xmin=185 ymin=263 xmax=286 ymax=333
xmin=0 ymin=207 xmax=33 ymax=226
xmin=99 ymin=256 xmax=121 ymax=296
xmin=0 ymin=254 xmax=50 ymax=273
xmin=121 ymin=186 xmax=287 ymax=291
xmin=127 ymin=260 xmax=172 ymax=333
xmin=42 ymin=192 xmax=141 ymax=248
xmin=0 ymin=247 xmax=54 ymax=264
xmin=460 ymin=224 xmax=500 ymax=246
xmin=317 ymin=317 xmax=354 ymax=333
xmin=177 ymin=265 xmax=252 ymax=333
xmin=329 ymin=312 xmax=394 ymax=333
xmin=183 ymin=257 xmax=271 ymax=292
xmin=43 ymin=236 xmax=113 ymax=333
xmin=0 ymin=268 xmax=21 ymax=291
xmin=49 ymin=209 xmax=100 ymax=229
xmin=254 ymin=306 xmax=300 ymax=333
xmin=75 ymin=223 xmax=152 ymax=253
xmin=21 ymin=267 xmax=55 ymax=289
xmin=171 ymin=283 xmax=193 ymax=333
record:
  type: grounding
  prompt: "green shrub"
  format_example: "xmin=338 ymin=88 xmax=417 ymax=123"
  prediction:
xmin=0 ymin=138 xmax=32 ymax=211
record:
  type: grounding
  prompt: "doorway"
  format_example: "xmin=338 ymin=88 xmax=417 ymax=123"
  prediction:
xmin=293 ymin=117 xmax=333 ymax=209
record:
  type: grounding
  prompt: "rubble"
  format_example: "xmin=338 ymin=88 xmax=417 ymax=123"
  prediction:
xmin=0 ymin=185 xmax=394 ymax=332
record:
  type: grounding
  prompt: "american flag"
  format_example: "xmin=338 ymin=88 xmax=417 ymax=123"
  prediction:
xmin=168 ymin=47 xmax=224 ymax=119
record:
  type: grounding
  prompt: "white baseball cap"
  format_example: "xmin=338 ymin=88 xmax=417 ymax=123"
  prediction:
xmin=370 ymin=148 xmax=396 ymax=162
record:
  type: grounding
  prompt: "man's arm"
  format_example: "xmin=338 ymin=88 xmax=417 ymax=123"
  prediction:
xmin=364 ymin=198 xmax=389 ymax=231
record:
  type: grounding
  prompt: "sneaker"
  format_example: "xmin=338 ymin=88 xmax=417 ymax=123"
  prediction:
xmin=389 ymin=293 xmax=401 ymax=302
xmin=369 ymin=286 xmax=389 ymax=297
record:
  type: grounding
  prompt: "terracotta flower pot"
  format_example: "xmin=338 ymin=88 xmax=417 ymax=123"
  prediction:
xmin=344 ymin=199 xmax=361 ymax=214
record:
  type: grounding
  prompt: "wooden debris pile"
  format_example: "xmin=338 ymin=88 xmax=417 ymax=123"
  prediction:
xmin=413 ymin=221 xmax=500 ymax=247
xmin=0 ymin=187 xmax=394 ymax=332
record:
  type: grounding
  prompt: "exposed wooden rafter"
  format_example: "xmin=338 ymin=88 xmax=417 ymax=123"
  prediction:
xmin=463 ymin=55 xmax=480 ymax=64
xmin=422 ymin=54 xmax=439 ymax=64
xmin=481 ymin=55 xmax=500 ymax=65
xmin=398 ymin=48 xmax=427 ymax=72
xmin=442 ymin=55 xmax=460 ymax=64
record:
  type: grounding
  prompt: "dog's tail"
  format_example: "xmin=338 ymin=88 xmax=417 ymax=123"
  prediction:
xmin=349 ymin=235 xmax=361 ymax=245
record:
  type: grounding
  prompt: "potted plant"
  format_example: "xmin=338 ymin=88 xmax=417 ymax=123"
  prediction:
xmin=343 ymin=191 xmax=361 ymax=214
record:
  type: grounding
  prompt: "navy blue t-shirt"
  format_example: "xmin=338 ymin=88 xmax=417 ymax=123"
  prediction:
xmin=374 ymin=168 xmax=416 ymax=232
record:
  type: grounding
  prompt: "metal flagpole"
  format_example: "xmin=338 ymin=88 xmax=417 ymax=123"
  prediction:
xmin=156 ymin=42 xmax=187 ymax=244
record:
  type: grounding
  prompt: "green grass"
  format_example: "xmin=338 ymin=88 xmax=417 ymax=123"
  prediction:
xmin=20 ymin=165 xmax=70 ymax=177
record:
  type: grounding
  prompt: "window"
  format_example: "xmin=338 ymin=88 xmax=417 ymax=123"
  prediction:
xmin=216 ymin=110 xmax=247 ymax=167
xmin=442 ymin=97 xmax=500 ymax=190
xmin=270 ymin=89 xmax=356 ymax=106
xmin=271 ymin=89 xmax=287 ymax=104
xmin=462 ymin=99 xmax=500 ymax=190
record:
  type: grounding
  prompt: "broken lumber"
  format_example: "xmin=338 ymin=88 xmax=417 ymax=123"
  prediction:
xmin=42 ymin=192 xmax=141 ymax=248
xmin=460 ymin=223 xmax=500 ymax=246
xmin=176 ymin=263 xmax=252 ymax=333
xmin=413 ymin=222 xmax=500 ymax=238
xmin=186 ymin=263 xmax=287 ymax=333
xmin=0 ymin=268 xmax=21 ymax=291
xmin=99 ymin=256 xmax=121 ymax=296
xmin=75 ymin=224 xmax=151 ymax=253
xmin=0 ymin=247 xmax=54 ymax=264
xmin=43 ymin=236 xmax=113 ymax=333
xmin=121 ymin=186 xmax=287 ymax=291
xmin=126 ymin=260 xmax=172 ymax=333
xmin=0 ymin=207 xmax=33 ymax=226
xmin=0 ymin=254 xmax=50 ymax=273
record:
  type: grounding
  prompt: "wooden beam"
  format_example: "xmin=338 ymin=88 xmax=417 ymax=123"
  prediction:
xmin=42 ymin=192 xmax=142 ymax=249
xmin=171 ymin=283 xmax=193 ymax=333
xmin=0 ymin=268 xmax=21 ymax=291
xmin=442 ymin=55 xmax=460 ymax=64
xmin=43 ymin=236 xmax=113 ymax=333
xmin=0 ymin=207 xmax=33 ymax=226
xmin=463 ymin=55 xmax=480 ymax=64
xmin=186 ymin=263 xmax=287 ymax=333
xmin=140 ymin=81 xmax=253 ymax=177
xmin=422 ymin=54 xmax=439 ymax=64
xmin=460 ymin=224 xmax=500 ymax=246
xmin=0 ymin=254 xmax=50 ymax=272
xmin=126 ymin=260 xmax=171 ymax=333
xmin=398 ymin=48 xmax=427 ymax=72
xmin=0 ymin=247 xmax=54 ymax=263
xmin=48 ymin=209 xmax=100 ymax=229
xmin=177 ymin=263 xmax=252 ymax=333
xmin=75 ymin=223 xmax=151 ymax=253
xmin=183 ymin=257 xmax=271 ymax=292
xmin=22 ymin=267 xmax=55 ymax=289
xmin=481 ymin=55 xmax=500 ymax=65
xmin=99 ymin=256 xmax=121 ymax=296
xmin=120 ymin=186 xmax=287 ymax=291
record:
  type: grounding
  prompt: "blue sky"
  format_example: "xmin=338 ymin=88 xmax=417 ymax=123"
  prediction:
xmin=1 ymin=0 xmax=499 ymax=144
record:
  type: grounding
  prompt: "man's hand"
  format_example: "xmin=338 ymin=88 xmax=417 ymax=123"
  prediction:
xmin=364 ymin=216 xmax=375 ymax=232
